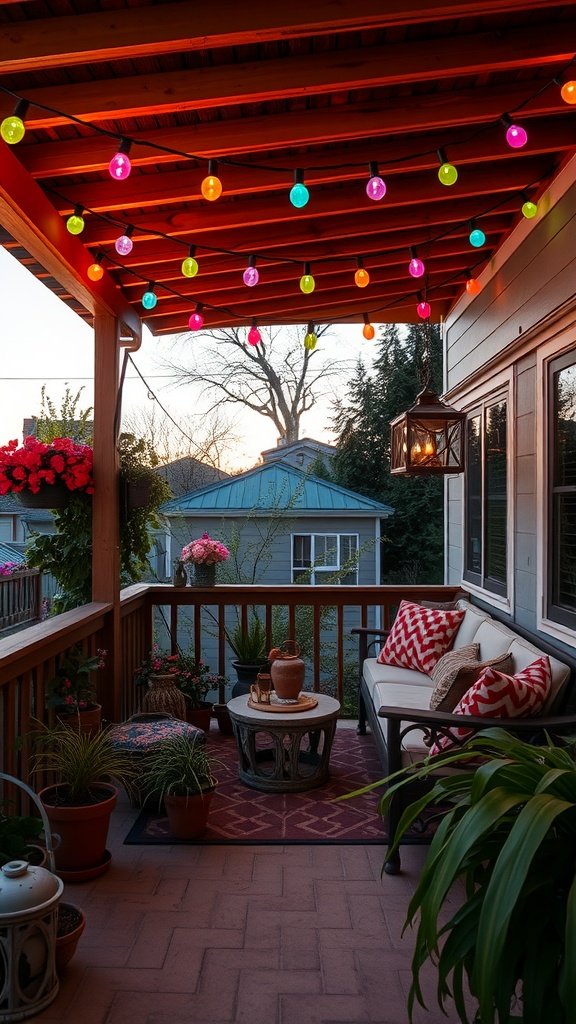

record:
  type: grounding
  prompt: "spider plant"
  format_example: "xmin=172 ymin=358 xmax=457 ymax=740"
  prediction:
xmin=380 ymin=727 xmax=576 ymax=1024
xmin=30 ymin=720 xmax=136 ymax=805
xmin=140 ymin=733 xmax=219 ymax=805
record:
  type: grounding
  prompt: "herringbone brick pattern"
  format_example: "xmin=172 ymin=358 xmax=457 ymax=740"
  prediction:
xmin=35 ymin=794 xmax=470 ymax=1024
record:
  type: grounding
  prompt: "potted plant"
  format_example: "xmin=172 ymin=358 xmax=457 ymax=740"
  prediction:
xmin=134 ymin=647 xmax=226 ymax=731
xmin=227 ymin=615 xmax=269 ymax=695
xmin=0 ymin=435 xmax=93 ymax=507
xmin=0 ymin=807 xmax=44 ymax=866
xmin=380 ymin=727 xmax=576 ymax=1024
xmin=30 ymin=722 xmax=136 ymax=880
xmin=180 ymin=532 xmax=230 ymax=587
xmin=140 ymin=732 xmax=219 ymax=839
xmin=46 ymin=645 xmax=107 ymax=734
xmin=56 ymin=903 xmax=86 ymax=972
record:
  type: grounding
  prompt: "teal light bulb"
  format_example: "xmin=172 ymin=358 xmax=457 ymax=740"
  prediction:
xmin=0 ymin=115 xmax=25 ymax=145
xmin=290 ymin=182 xmax=310 ymax=208
xmin=181 ymin=256 xmax=199 ymax=278
xmin=66 ymin=213 xmax=85 ymax=235
xmin=469 ymin=227 xmax=486 ymax=248
xmin=142 ymin=290 xmax=157 ymax=310
xmin=300 ymin=274 xmax=315 ymax=294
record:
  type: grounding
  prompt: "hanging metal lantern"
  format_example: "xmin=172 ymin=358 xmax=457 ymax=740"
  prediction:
xmin=390 ymin=388 xmax=465 ymax=475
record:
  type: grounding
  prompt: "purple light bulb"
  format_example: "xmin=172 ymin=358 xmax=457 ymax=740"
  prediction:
xmin=505 ymin=123 xmax=527 ymax=149
xmin=366 ymin=175 xmax=387 ymax=201
xmin=243 ymin=266 xmax=260 ymax=287
xmin=409 ymin=257 xmax=425 ymax=278
xmin=109 ymin=151 xmax=132 ymax=180
xmin=115 ymin=234 xmax=133 ymax=256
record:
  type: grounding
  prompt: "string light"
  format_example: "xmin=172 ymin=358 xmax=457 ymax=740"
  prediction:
xmin=115 ymin=226 xmax=134 ymax=256
xmin=141 ymin=282 xmax=158 ymax=310
xmin=304 ymin=322 xmax=317 ymax=350
xmin=243 ymin=255 xmax=259 ymax=287
xmin=201 ymin=160 xmax=222 ymax=201
xmin=109 ymin=138 xmax=132 ymax=180
xmin=408 ymin=248 xmax=425 ymax=278
xmin=560 ymin=80 xmax=576 ymax=104
xmin=417 ymin=298 xmax=431 ymax=319
xmin=0 ymin=99 xmax=28 ymax=145
xmin=502 ymin=115 xmax=528 ymax=149
xmin=87 ymin=254 xmax=104 ymax=282
xmin=437 ymin=148 xmax=458 ymax=186
xmin=66 ymin=205 xmax=85 ymax=235
xmin=300 ymin=262 xmax=315 ymax=294
xmin=354 ymin=258 xmax=370 ymax=288
xmin=189 ymin=303 xmax=204 ymax=330
xmin=362 ymin=313 xmax=375 ymax=340
xmin=247 ymin=321 xmax=261 ymax=346
xmin=466 ymin=275 xmax=481 ymax=296
xmin=468 ymin=221 xmax=486 ymax=247
xmin=181 ymin=246 xmax=199 ymax=278
xmin=366 ymin=161 xmax=387 ymax=201
xmin=521 ymin=192 xmax=538 ymax=219
xmin=289 ymin=169 xmax=310 ymax=209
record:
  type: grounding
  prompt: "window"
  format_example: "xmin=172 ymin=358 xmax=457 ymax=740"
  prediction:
xmin=464 ymin=396 xmax=508 ymax=596
xmin=548 ymin=351 xmax=576 ymax=629
xmin=292 ymin=533 xmax=359 ymax=584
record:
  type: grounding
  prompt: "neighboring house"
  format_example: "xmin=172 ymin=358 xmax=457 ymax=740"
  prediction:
xmin=155 ymin=456 xmax=229 ymax=499
xmin=260 ymin=438 xmax=336 ymax=474
xmin=161 ymin=461 xmax=392 ymax=586
xmin=0 ymin=540 xmax=27 ymax=569
xmin=444 ymin=157 xmax=576 ymax=677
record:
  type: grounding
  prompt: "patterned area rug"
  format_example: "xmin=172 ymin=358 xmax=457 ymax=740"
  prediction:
xmin=124 ymin=726 xmax=388 ymax=845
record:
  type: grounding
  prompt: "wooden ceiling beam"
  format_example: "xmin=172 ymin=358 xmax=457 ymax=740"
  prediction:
xmin=7 ymin=23 xmax=573 ymax=129
xmin=56 ymin=121 xmax=570 ymax=215
xmin=20 ymin=83 xmax=567 ymax=179
xmin=79 ymin=158 xmax=548 ymax=247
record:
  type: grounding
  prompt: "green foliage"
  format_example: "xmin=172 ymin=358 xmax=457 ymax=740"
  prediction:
xmin=26 ymin=495 xmax=93 ymax=612
xmin=0 ymin=808 xmax=44 ymax=866
xmin=227 ymin=616 xmax=268 ymax=663
xmin=35 ymin=384 xmax=93 ymax=443
xmin=378 ymin=729 xmax=576 ymax=1024
xmin=141 ymin=733 xmax=218 ymax=803
xmin=30 ymin=722 xmax=136 ymax=804
xmin=332 ymin=324 xmax=444 ymax=583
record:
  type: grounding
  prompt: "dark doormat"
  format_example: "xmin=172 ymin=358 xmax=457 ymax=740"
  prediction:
xmin=124 ymin=726 xmax=390 ymax=845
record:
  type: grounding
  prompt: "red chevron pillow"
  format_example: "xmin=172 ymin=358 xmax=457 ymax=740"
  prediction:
xmin=377 ymin=600 xmax=465 ymax=675
xmin=430 ymin=655 xmax=552 ymax=754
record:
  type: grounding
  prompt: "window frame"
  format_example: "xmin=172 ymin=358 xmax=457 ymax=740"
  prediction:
xmin=546 ymin=348 xmax=576 ymax=631
xmin=291 ymin=532 xmax=359 ymax=585
xmin=462 ymin=389 xmax=511 ymax=601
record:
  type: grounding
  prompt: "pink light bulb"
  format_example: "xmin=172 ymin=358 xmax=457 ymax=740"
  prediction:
xmin=115 ymin=234 xmax=133 ymax=256
xmin=109 ymin=151 xmax=132 ymax=180
xmin=409 ymin=257 xmax=425 ymax=278
xmin=417 ymin=301 xmax=431 ymax=319
xmin=505 ymin=123 xmax=527 ymax=149
xmin=248 ymin=326 xmax=261 ymax=346
xmin=243 ymin=266 xmax=259 ymax=287
xmin=366 ymin=176 xmax=387 ymax=201
xmin=188 ymin=311 xmax=204 ymax=331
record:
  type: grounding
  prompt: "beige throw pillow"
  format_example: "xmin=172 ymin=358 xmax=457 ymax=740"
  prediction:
xmin=430 ymin=649 xmax=514 ymax=711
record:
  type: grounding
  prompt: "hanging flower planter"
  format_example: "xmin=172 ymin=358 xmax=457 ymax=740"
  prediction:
xmin=18 ymin=481 xmax=72 ymax=509
xmin=0 ymin=437 xmax=94 ymax=506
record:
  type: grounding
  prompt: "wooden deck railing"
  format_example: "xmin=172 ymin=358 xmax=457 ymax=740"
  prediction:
xmin=0 ymin=568 xmax=42 ymax=634
xmin=0 ymin=582 xmax=463 ymax=802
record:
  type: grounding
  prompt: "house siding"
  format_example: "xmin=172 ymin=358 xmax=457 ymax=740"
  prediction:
xmin=444 ymin=164 xmax=576 ymax=665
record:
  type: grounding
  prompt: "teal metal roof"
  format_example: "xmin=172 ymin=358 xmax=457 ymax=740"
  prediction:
xmin=0 ymin=542 xmax=26 ymax=565
xmin=161 ymin=463 xmax=393 ymax=516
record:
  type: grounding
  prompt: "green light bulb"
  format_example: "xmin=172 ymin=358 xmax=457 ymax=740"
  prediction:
xmin=300 ymin=274 xmax=315 ymax=294
xmin=438 ymin=162 xmax=458 ymax=186
xmin=0 ymin=115 xmax=25 ymax=145
xmin=181 ymin=256 xmax=199 ymax=278
xmin=522 ymin=200 xmax=538 ymax=219
xmin=66 ymin=213 xmax=85 ymax=235
xmin=304 ymin=331 xmax=317 ymax=350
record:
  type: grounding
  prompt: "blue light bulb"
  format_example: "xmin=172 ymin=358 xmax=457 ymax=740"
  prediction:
xmin=290 ymin=182 xmax=310 ymax=209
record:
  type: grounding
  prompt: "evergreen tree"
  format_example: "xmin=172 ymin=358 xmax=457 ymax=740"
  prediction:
xmin=332 ymin=323 xmax=444 ymax=583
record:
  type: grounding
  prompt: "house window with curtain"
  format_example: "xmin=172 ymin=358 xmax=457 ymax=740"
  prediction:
xmin=292 ymin=533 xmax=359 ymax=584
xmin=463 ymin=396 xmax=508 ymax=597
xmin=548 ymin=350 xmax=576 ymax=629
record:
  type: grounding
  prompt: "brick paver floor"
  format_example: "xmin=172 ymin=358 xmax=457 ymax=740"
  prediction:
xmin=35 ymin=774 xmax=470 ymax=1023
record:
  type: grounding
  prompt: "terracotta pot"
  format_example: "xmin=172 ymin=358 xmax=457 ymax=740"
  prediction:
xmin=164 ymin=788 xmax=214 ymax=839
xmin=270 ymin=649 xmax=306 ymax=700
xmin=185 ymin=701 xmax=212 ymax=732
xmin=213 ymin=703 xmax=234 ymax=735
xmin=143 ymin=675 xmax=187 ymax=720
xmin=39 ymin=783 xmax=117 ymax=873
xmin=56 ymin=903 xmax=86 ymax=972
xmin=57 ymin=704 xmax=102 ymax=736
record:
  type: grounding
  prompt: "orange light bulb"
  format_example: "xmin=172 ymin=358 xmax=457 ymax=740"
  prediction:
xmin=362 ymin=323 xmax=375 ymax=340
xmin=87 ymin=262 xmax=104 ymax=281
xmin=201 ymin=174 xmax=222 ymax=201
xmin=355 ymin=268 xmax=370 ymax=288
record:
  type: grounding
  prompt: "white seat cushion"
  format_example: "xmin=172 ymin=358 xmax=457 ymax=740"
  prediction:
xmin=363 ymin=659 xmax=431 ymax=702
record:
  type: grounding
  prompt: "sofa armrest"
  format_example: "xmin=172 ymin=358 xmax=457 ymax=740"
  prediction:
xmin=351 ymin=626 xmax=390 ymax=663
xmin=376 ymin=705 xmax=576 ymax=732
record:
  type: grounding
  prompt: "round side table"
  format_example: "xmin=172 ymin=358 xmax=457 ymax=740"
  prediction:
xmin=227 ymin=693 xmax=340 ymax=793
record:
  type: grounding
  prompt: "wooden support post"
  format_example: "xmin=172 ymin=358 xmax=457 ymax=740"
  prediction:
xmin=93 ymin=311 xmax=121 ymax=722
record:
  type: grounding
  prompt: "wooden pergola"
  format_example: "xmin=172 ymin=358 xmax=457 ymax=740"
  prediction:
xmin=0 ymin=0 xmax=574 ymax=712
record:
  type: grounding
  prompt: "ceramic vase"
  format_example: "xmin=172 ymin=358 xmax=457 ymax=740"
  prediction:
xmin=190 ymin=562 xmax=216 ymax=587
xmin=143 ymin=674 xmax=187 ymax=720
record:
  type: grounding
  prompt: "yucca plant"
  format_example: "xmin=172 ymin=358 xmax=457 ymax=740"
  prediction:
xmin=379 ymin=728 xmax=576 ymax=1024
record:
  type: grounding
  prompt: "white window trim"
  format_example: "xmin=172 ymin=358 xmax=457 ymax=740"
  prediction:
xmin=291 ymin=532 xmax=359 ymax=584
xmin=536 ymin=333 xmax=576 ymax=648
xmin=458 ymin=369 xmax=515 ymax=614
